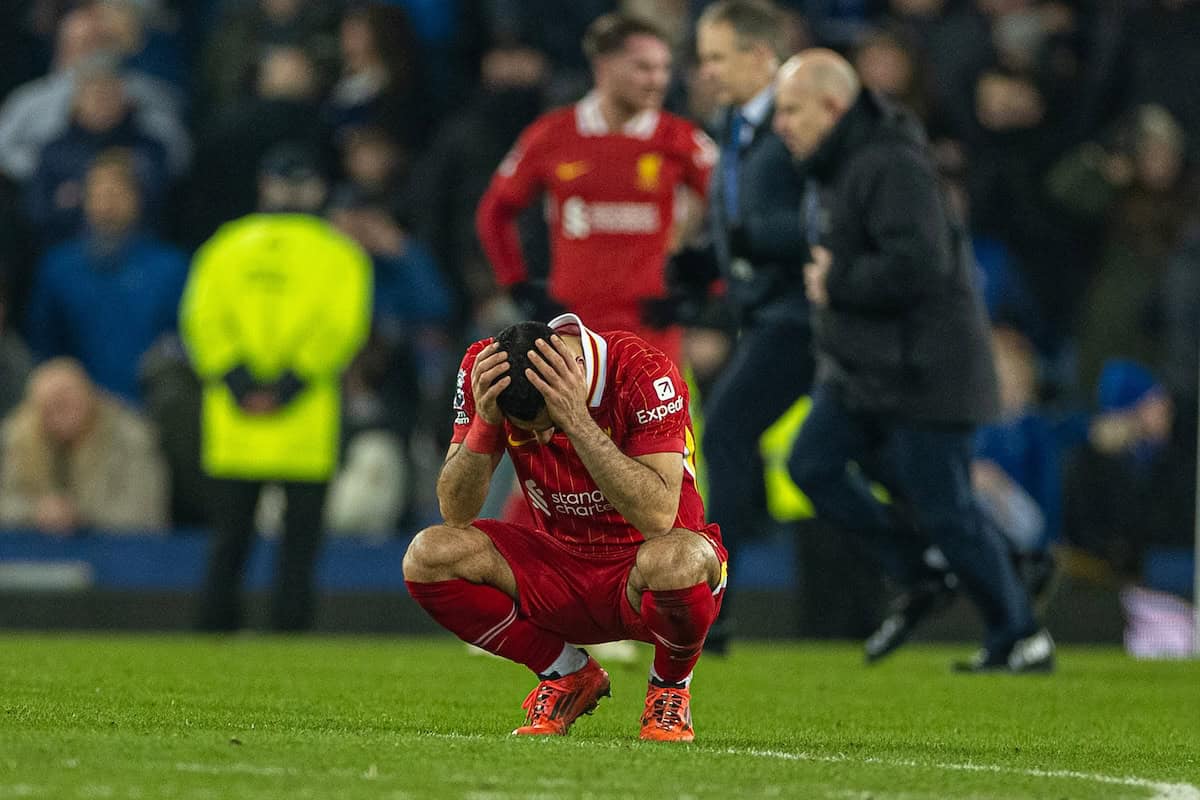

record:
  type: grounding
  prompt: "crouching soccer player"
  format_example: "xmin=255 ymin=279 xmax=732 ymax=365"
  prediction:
xmin=403 ymin=314 xmax=727 ymax=741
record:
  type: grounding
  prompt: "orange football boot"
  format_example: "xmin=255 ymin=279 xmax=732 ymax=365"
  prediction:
xmin=512 ymin=657 xmax=611 ymax=736
xmin=640 ymin=684 xmax=695 ymax=742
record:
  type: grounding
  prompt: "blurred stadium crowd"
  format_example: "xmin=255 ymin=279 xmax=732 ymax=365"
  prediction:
xmin=0 ymin=0 xmax=1196 ymax=635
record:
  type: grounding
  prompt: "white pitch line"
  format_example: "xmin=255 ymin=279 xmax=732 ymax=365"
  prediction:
xmin=173 ymin=762 xmax=297 ymax=777
xmin=725 ymin=747 xmax=1200 ymax=800
xmin=425 ymin=732 xmax=1200 ymax=800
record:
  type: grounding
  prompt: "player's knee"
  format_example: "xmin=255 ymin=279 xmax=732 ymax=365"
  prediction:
xmin=403 ymin=525 xmax=476 ymax=582
xmin=637 ymin=531 xmax=715 ymax=590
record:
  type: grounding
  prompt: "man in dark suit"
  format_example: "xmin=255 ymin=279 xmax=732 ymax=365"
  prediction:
xmin=690 ymin=0 xmax=816 ymax=653
xmin=775 ymin=50 xmax=1054 ymax=673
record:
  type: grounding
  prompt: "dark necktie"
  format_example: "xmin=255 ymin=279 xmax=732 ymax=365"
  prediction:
xmin=721 ymin=111 xmax=746 ymax=221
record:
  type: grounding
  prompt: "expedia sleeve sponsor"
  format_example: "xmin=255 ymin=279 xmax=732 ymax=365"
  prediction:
xmin=636 ymin=395 xmax=685 ymax=425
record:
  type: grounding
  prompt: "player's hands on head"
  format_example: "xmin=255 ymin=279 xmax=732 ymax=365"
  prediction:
xmin=525 ymin=335 xmax=590 ymax=434
xmin=471 ymin=341 xmax=511 ymax=425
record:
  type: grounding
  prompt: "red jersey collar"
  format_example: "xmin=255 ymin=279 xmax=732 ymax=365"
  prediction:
xmin=575 ymin=92 xmax=660 ymax=140
xmin=548 ymin=312 xmax=609 ymax=408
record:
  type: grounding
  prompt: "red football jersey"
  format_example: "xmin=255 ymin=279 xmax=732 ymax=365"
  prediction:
xmin=451 ymin=313 xmax=715 ymax=555
xmin=476 ymin=93 xmax=716 ymax=335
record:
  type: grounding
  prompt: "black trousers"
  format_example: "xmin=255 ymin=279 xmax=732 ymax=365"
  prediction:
xmin=702 ymin=318 xmax=815 ymax=623
xmin=788 ymin=384 xmax=1036 ymax=652
xmin=196 ymin=478 xmax=328 ymax=632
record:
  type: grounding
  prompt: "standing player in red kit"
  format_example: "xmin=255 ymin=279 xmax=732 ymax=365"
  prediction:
xmin=403 ymin=314 xmax=727 ymax=741
xmin=475 ymin=14 xmax=717 ymax=367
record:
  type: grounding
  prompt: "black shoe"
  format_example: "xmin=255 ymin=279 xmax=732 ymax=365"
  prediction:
xmin=864 ymin=573 xmax=958 ymax=664
xmin=953 ymin=628 xmax=1056 ymax=674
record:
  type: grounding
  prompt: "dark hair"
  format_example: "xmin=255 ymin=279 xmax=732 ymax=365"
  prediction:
xmin=582 ymin=12 xmax=669 ymax=61
xmin=494 ymin=321 xmax=555 ymax=421
xmin=345 ymin=3 xmax=421 ymax=91
xmin=698 ymin=0 xmax=787 ymax=59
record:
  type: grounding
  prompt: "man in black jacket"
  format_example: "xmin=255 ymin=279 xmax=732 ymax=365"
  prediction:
xmin=775 ymin=50 xmax=1053 ymax=673
xmin=690 ymin=0 xmax=814 ymax=652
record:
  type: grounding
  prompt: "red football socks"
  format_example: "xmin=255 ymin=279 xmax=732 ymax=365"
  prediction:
xmin=405 ymin=579 xmax=563 ymax=675
xmin=641 ymin=582 xmax=718 ymax=685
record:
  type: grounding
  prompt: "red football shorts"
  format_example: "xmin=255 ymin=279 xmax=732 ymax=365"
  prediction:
xmin=472 ymin=518 xmax=727 ymax=645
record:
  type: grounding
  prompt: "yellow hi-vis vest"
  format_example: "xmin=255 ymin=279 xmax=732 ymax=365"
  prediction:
xmin=180 ymin=213 xmax=372 ymax=481
xmin=758 ymin=396 xmax=889 ymax=520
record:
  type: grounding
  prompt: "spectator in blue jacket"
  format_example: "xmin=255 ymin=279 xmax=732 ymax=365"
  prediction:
xmin=25 ymin=149 xmax=187 ymax=405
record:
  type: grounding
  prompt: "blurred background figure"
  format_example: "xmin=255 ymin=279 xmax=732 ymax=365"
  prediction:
xmin=336 ymin=124 xmax=408 ymax=208
xmin=972 ymin=326 xmax=1062 ymax=604
xmin=25 ymin=61 xmax=170 ymax=244
xmin=881 ymin=0 xmax=991 ymax=138
xmin=327 ymin=161 xmax=454 ymax=532
xmin=1064 ymin=360 xmax=1187 ymax=585
xmin=776 ymin=49 xmax=1048 ymax=672
xmin=405 ymin=43 xmax=551 ymax=327
xmin=475 ymin=12 xmax=715 ymax=368
xmin=326 ymin=3 xmax=433 ymax=153
xmin=851 ymin=26 xmax=927 ymax=121
xmin=0 ymin=358 xmax=168 ymax=534
xmin=483 ymin=0 xmax=616 ymax=104
xmin=973 ymin=328 xmax=1057 ymax=553
xmin=1048 ymin=104 xmax=1193 ymax=392
xmin=199 ymin=0 xmax=338 ymax=114
xmin=0 ymin=3 xmax=188 ymax=186
xmin=690 ymin=0 xmax=811 ymax=654
xmin=93 ymin=0 xmax=186 ymax=91
xmin=181 ymin=144 xmax=372 ymax=632
xmin=187 ymin=44 xmax=325 ymax=245
xmin=1061 ymin=356 xmax=1194 ymax=657
xmin=25 ymin=149 xmax=187 ymax=406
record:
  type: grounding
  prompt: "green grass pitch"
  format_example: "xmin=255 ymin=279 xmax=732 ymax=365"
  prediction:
xmin=1 ymin=634 xmax=1197 ymax=799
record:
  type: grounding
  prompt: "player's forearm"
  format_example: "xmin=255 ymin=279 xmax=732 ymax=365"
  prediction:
xmin=475 ymin=192 xmax=528 ymax=286
xmin=567 ymin=422 xmax=679 ymax=538
xmin=436 ymin=446 xmax=496 ymax=528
